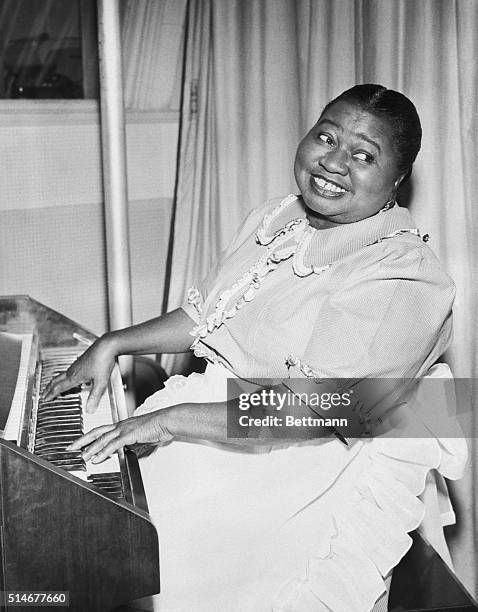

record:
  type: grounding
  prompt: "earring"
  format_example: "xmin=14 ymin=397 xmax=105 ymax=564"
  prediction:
xmin=380 ymin=196 xmax=396 ymax=212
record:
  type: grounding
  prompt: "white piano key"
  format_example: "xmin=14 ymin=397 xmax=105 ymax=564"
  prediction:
xmin=70 ymin=455 xmax=121 ymax=481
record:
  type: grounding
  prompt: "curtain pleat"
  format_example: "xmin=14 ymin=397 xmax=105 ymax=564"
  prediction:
xmin=122 ymin=0 xmax=187 ymax=110
xmin=161 ymin=0 xmax=477 ymax=594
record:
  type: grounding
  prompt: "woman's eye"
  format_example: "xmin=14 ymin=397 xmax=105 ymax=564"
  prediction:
xmin=354 ymin=151 xmax=374 ymax=163
xmin=318 ymin=133 xmax=334 ymax=146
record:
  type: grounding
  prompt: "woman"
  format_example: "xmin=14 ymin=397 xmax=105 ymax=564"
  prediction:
xmin=45 ymin=84 xmax=466 ymax=611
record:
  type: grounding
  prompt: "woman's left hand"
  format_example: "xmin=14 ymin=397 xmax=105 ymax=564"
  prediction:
xmin=66 ymin=411 xmax=173 ymax=464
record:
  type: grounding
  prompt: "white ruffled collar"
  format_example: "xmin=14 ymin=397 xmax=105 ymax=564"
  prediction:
xmin=256 ymin=194 xmax=422 ymax=276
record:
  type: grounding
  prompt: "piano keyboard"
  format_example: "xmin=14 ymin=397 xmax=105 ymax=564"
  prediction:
xmin=32 ymin=347 xmax=124 ymax=499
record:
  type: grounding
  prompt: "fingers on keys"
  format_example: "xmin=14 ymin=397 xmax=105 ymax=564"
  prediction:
xmin=42 ymin=372 xmax=70 ymax=401
xmin=85 ymin=382 xmax=107 ymax=414
xmin=67 ymin=424 xmax=120 ymax=464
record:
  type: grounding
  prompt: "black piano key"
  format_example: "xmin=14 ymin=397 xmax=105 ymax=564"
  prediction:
xmin=35 ymin=422 xmax=82 ymax=431
xmin=36 ymin=415 xmax=83 ymax=425
xmin=39 ymin=399 xmax=81 ymax=407
xmin=35 ymin=434 xmax=80 ymax=447
xmin=36 ymin=422 xmax=83 ymax=431
xmin=34 ymin=441 xmax=78 ymax=452
xmin=90 ymin=481 xmax=122 ymax=490
xmin=36 ymin=450 xmax=83 ymax=461
xmin=37 ymin=407 xmax=81 ymax=413
xmin=94 ymin=488 xmax=123 ymax=498
xmin=36 ymin=409 xmax=82 ymax=418
xmin=88 ymin=472 xmax=120 ymax=479
xmin=36 ymin=424 xmax=82 ymax=431
xmin=35 ymin=424 xmax=82 ymax=434
xmin=88 ymin=475 xmax=122 ymax=484
xmin=36 ymin=416 xmax=81 ymax=425
xmin=36 ymin=424 xmax=82 ymax=433
xmin=87 ymin=473 xmax=122 ymax=482
xmin=60 ymin=385 xmax=83 ymax=395
xmin=37 ymin=412 xmax=83 ymax=425
xmin=89 ymin=485 xmax=124 ymax=494
xmin=37 ymin=408 xmax=81 ymax=415
xmin=37 ymin=407 xmax=81 ymax=415
xmin=39 ymin=395 xmax=80 ymax=402
xmin=36 ymin=433 xmax=82 ymax=443
xmin=48 ymin=459 xmax=86 ymax=471
xmin=35 ymin=415 xmax=82 ymax=425
xmin=37 ymin=406 xmax=81 ymax=414
xmin=87 ymin=473 xmax=124 ymax=499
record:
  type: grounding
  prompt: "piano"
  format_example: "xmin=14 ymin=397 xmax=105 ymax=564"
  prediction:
xmin=0 ymin=295 xmax=160 ymax=612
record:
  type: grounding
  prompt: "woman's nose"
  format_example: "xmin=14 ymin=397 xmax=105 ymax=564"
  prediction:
xmin=319 ymin=149 xmax=348 ymax=175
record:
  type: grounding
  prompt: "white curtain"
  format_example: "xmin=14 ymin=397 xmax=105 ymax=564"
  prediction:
xmin=164 ymin=0 xmax=477 ymax=594
xmin=121 ymin=0 xmax=187 ymax=111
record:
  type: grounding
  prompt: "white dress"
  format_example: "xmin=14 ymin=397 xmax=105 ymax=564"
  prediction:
xmin=133 ymin=196 xmax=467 ymax=611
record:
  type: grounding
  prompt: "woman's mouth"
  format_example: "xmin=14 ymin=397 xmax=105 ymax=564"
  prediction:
xmin=310 ymin=175 xmax=348 ymax=198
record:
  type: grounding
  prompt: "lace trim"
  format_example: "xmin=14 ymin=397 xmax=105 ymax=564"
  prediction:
xmin=292 ymin=226 xmax=332 ymax=277
xmin=285 ymin=355 xmax=324 ymax=378
xmin=187 ymin=286 xmax=203 ymax=317
xmin=256 ymin=194 xmax=301 ymax=245
xmin=190 ymin=221 xmax=305 ymax=348
xmin=370 ymin=228 xmax=423 ymax=244
xmin=191 ymin=342 xmax=221 ymax=363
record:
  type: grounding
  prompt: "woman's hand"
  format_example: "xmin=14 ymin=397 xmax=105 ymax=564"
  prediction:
xmin=42 ymin=334 xmax=117 ymax=413
xmin=66 ymin=411 xmax=173 ymax=463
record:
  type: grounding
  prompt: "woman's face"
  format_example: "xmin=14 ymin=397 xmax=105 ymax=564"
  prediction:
xmin=294 ymin=100 xmax=403 ymax=228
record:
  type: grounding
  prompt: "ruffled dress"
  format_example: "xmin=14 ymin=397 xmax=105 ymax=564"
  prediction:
xmin=134 ymin=195 xmax=467 ymax=612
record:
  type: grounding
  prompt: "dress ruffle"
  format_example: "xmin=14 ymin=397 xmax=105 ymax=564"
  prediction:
xmin=272 ymin=436 xmax=466 ymax=612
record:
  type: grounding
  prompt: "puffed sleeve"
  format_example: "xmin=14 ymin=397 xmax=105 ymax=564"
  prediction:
xmin=297 ymin=242 xmax=455 ymax=380
xmin=282 ymin=242 xmax=456 ymax=439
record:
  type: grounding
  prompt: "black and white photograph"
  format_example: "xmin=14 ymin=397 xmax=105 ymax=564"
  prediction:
xmin=0 ymin=1 xmax=477 ymax=611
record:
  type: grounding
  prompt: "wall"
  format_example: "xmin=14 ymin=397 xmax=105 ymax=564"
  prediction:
xmin=0 ymin=100 xmax=178 ymax=335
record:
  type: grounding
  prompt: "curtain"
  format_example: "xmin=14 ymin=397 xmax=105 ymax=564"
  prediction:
xmin=121 ymin=0 xmax=187 ymax=110
xmin=165 ymin=0 xmax=477 ymax=594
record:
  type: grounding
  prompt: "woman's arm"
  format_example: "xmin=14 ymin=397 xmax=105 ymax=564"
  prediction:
xmin=104 ymin=307 xmax=196 ymax=356
xmin=43 ymin=307 xmax=195 ymax=411
xmin=68 ymin=389 xmax=330 ymax=463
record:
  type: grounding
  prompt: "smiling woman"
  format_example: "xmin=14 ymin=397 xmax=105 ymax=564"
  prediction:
xmin=44 ymin=84 xmax=466 ymax=612
xmin=295 ymin=85 xmax=422 ymax=228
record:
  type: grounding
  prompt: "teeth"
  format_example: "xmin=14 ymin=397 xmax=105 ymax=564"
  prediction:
xmin=313 ymin=177 xmax=346 ymax=193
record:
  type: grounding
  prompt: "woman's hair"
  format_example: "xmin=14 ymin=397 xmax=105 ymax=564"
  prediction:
xmin=320 ymin=84 xmax=422 ymax=178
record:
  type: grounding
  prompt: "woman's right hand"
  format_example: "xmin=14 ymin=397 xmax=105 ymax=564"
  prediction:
xmin=42 ymin=334 xmax=118 ymax=413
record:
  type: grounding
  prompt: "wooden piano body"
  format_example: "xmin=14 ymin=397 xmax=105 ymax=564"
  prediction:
xmin=0 ymin=295 xmax=160 ymax=611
